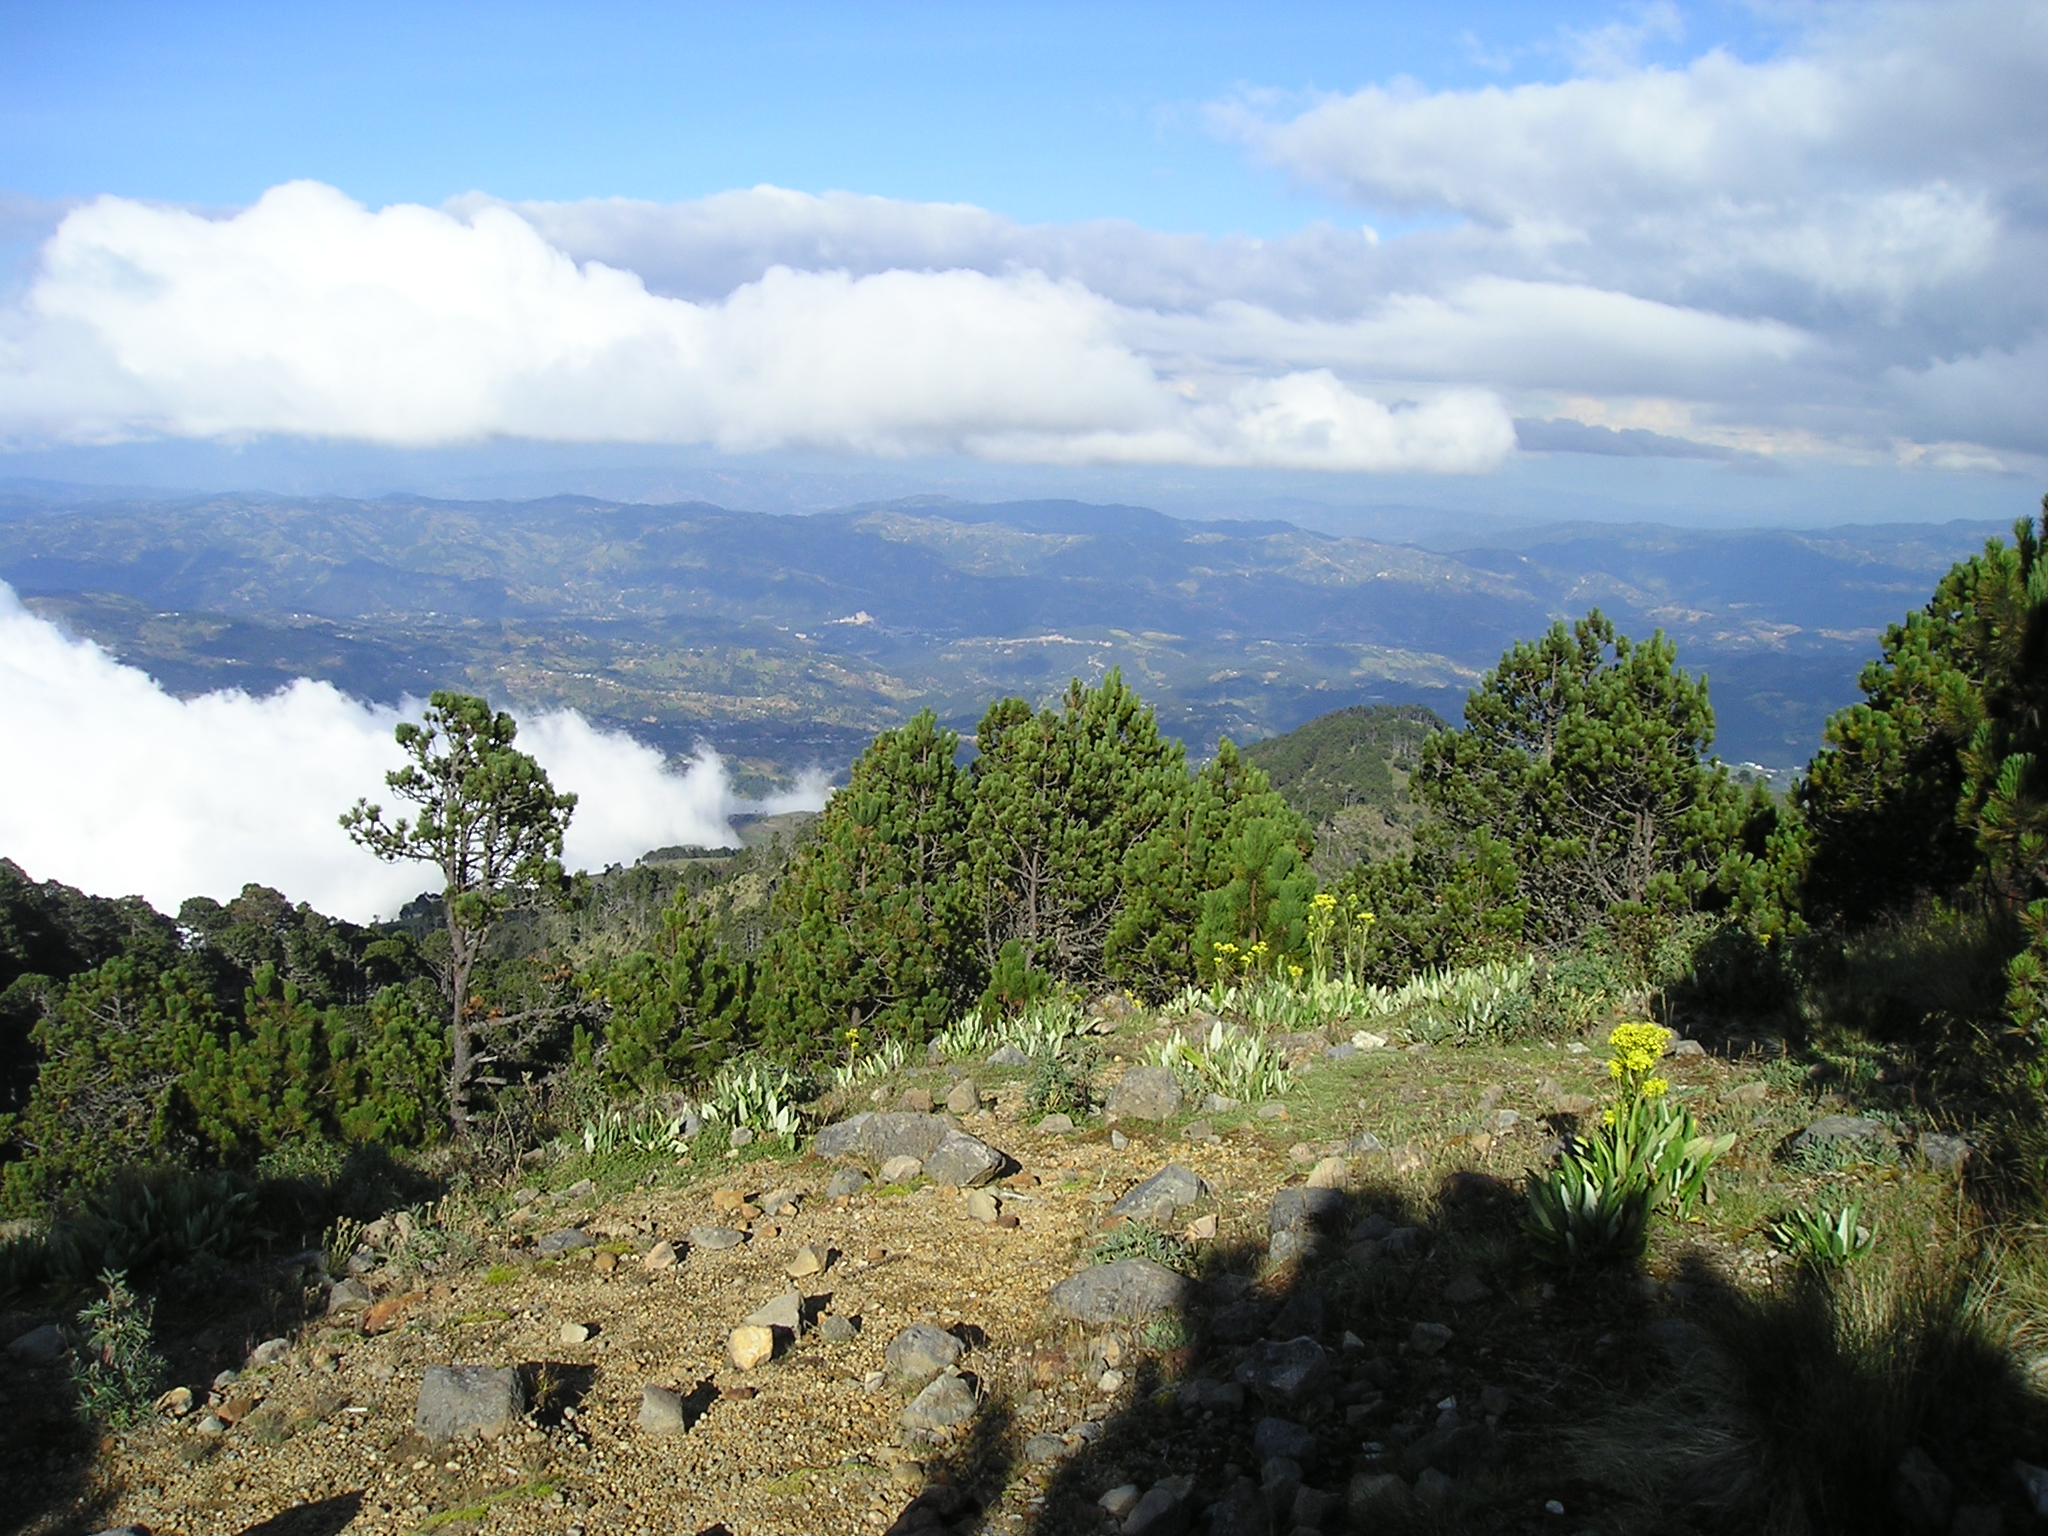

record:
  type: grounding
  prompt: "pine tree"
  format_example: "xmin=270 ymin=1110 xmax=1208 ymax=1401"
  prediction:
xmin=750 ymin=710 xmax=975 ymax=1052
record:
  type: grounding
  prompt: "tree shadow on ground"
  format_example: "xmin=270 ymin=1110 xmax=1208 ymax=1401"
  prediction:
xmin=232 ymin=1491 xmax=364 ymax=1535
xmin=905 ymin=1153 xmax=2048 ymax=1536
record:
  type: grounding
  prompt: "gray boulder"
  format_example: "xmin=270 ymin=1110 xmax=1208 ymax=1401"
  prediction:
xmin=1123 ymin=1483 xmax=1192 ymax=1536
xmin=1918 ymin=1132 xmax=1971 ymax=1171
xmin=744 ymin=1292 xmax=803 ymax=1333
xmin=689 ymin=1226 xmax=746 ymax=1251
xmin=1253 ymin=1415 xmax=1319 ymax=1466
xmin=924 ymin=1128 xmax=1004 ymax=1188
xmin=1792 ymin=1115 xmax=1893 ymax=1151
xmin=1048 ymin=1258 xmax=1192 ymax=1323
xmin=639 ymin=1384 xmax=689 ymax=1436
xmin=1268 ymin=1186 xmax=1347 ymax=1234
xmin=902 ymin=1372 xmax=977 ymax=1433
xmin=1109 ymin=1163 xmax=1210 ymax=1223
xmin=988 ymin=1044 xmax=1032 ymax=1067
xmin=826 ymin=1166 xmax=870 ymax=1198
xmin=1205 ymin=1477 xmax=1273 ymax=1536
xmin=814 ymin=1111 xmax=949 ymax=1162
xmin=535 ymin=1227 xmax=591 ymax=1256
xmin=885 ymin=1322 xmax=964 ymax=1382
xmin=416 ymin=1364 xmax=526 ymax=1442
xmin=326 ymin=1277 xmax=374 ymax=1315
xmin=5 ymin=1322 xmax=66 ymax=1366
xmin=1235 ymin=1336 xmax=1331 ymax=1409
xmin=1106 ymin=1065 xmax=1184 ymax=1121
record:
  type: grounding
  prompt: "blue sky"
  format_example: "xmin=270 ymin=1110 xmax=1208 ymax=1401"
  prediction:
xmin=1 ymin=1 xmax=2042 ymax=526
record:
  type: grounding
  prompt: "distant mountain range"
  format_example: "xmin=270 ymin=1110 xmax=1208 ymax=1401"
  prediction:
xmin=0 ymin=486 xmax=2015 ymax=780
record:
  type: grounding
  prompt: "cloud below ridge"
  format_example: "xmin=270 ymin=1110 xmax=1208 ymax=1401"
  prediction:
xmin=0 ymin=582 xmax=825 ymax=921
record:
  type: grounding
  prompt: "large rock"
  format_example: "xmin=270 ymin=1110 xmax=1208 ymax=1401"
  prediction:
xmin=1048 ymin=1258 xmax=1192 ymax=1323
xmin=326 ymin=1278 xmax=374 ymax=1316
xmin=1268 ymin=1186 xmax=1347 ymax=1234
xmin=416 ymin=1364 xmax=526 ymax=1442
xmin=987 ymin=1044 xmax=1032 ymax=1067
xmin=1348 ymin=1472 xmax=1416 ymax=1523
xmin=1205 ymin=1478 xmax=1273 ymax=1536
xmin=825 ymin=1166 xmax=870 ymax=1198
xmin=5 ymin=1322 xmax=66 ymax=1366
xmin=1792 ymin=1115 xmax=1893 ymax=1152
xmin=534 ymin=1227 xmax=591 ymax=1256
xmin=885 ymin=1322 xmax=964 ymax=1383
xmin=1106 ymin=1065 xmax=1184 ymax=1121
xmin=1253 ymin=1416 xmax=1319 ymax=1467
xmin=690 ymin=1226 xmax=746 ymax=1251
xmin=744 ymin=1292 xmax=803 ymax=1333
xmin=1234 ymin=1336 xmax=1331 ymax=1409
xmin=1109 ymin=1163 xmax=1210 ymax=1223
xmin=944 ymin=1078 xmax=981 ymax=1115
xmin=902 ymin=1373 xmax=978 ymax=1433
xmin=1918 ymin=1132 xmax=1971 ymax=1171
xmin=813 ymin=1111 xmax=947 ymax=1162
xmin=925 ymin=1129 xmax=1004 ymax=1188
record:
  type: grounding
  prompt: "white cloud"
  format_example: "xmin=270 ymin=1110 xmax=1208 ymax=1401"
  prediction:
xmin=0 ymin=180 xmax=1514 ymax=474
xmin=0 ymin=582 xmax=825 ymax=921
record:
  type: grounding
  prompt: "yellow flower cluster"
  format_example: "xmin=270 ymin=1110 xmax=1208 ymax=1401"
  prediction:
xmin=1605 ymin=1021 xmax=1671 ymax=1078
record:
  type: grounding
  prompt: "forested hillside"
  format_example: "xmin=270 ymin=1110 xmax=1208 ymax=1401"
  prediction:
xmin=0 ymin=487 xmax=2007 ymax=771
xmin=4 ymin=498 xmax=2046 ymax=1536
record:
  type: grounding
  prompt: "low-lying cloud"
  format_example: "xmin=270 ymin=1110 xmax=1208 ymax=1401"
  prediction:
xmin=0 ymin=583 xmax=825 ymax=921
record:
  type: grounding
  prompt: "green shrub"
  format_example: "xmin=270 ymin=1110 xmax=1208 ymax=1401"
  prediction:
xmin=69 ymin=1270 xmax=165 ymax=1429
xmin=45 ymin=1168 xmax=259 ymax=1286
xmin=1027 ymin=1049 xmax=1095 ymax=1117
xmin=1091 ymin=1220 xmax=1193 ymax=1274
xmin=1524 ymin=1156 xmax=1651 ymax=1268
xmin=1770 ymin=1202 xmax=1876 ymax=1268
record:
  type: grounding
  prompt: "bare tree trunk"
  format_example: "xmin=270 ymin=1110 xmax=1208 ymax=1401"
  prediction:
xmin=445 ymin=919 xmax=480 ymax=1136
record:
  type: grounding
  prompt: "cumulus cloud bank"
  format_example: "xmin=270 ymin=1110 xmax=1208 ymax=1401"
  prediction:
xmin=1 ymin=181 xmax=1511 ymax=474
xmin=0 ymin=583 xmax=825 ymax=921
xmin=0 ymin=3 xmax=2039 ymax=471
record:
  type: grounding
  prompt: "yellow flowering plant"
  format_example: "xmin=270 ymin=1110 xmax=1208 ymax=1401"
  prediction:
xmin=1526 ymin=1019 xmax=1735 ymax=1267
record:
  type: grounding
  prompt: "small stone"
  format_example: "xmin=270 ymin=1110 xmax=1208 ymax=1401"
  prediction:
xmin=1415 ymin=1467 xmax=1454 ymax=1506
xmin=1671 ymin=1038 xmax=1706 ymax=1057
xmin=1098 ymin=1368 xmax=1125 ymax=1392
xmin=1409 ymin=1321 xmax=1454 ymax=1357
xmin=1351 ymin=1032 xmax=1388 ymax=1050
xmin=1444 ymin=1271 xmax=1492 ymax=1306
xmin=1918 ymin=1132 xmax=1971 ymax=1171
xmin=1305 ymin=1156 xmax=1350 ymax=1190
xmin=1185 ymin=1213 xmax=1218 ymax=1241
xmin=155 ymin=1385 xmax=194 ymax=1417
xmin=1184 ymin=1118 xmax=1213 ymax=1140
xmin=536 ymin=1227 xmax=592 ymax=1256
xmin=1891 ymin=1446 xmax=1953 ymax=1533
xmin=416 ymin=1364 xmax=525 ymax=1443
xmin=1098 ymin=1483 xmax=1141 ymax=1517
xmin=1721 ymin=1081 xmax=1771 ymax=1105
xmin=249 ymin=1337 xmax=291 ymax=1367
xmin=6 ymin=1322 xmax=67 ymax=1365
xmin=820 ymin=1314 xmax=859 ymax=1344
xmin=1110 ymin=1163 xmax=1210 ymax=1223
xmin=1480 ymin=1384 xmax=1510 ymax=1416
xmin=639 ymin=1384 xmax=688 ymax=1436
xmin=988 ymin=1044 xmax=1032 ymax=1067
xmin=786 ymin=1244 xmax=828 ymax=1279
xmin=886 ymin=1322 xmax=966 ymax=1382
xmin=1105 ymin=1065 xmax=1184 ymax=1121
xmin=879 ymin=1155 xmax=924 ymax=1183
xmin=326 ymin=1278 xmax=374 ymax=1316
xmin=902 ymin=1372 xmax=977 ymax=1433
xmin=1235 ymin=1336 xmax=1330 ymax=1408
xmin=1206 ymin=1477 xmax=1270 ymax=1536
xmin=1269 ymin=1186 xmax=1346 ymax=1235
xmin=1048 ymin=1259 xmax=1193 ymax=1323
xmin=1292 ymin=1485 xmax=1333 ymax=1529
xmin=1253 ymin=1416 xmax=1318 ymax=1466
xmin=966 ymin=1189 xmax=1001 ymax=1223
xmin=1256 ymin=1103 xmax=1287 ymax=1120
xmin=642 ymin=1240 xmax=678 ymax=1271
xmin=689 ymin=1226 xmax=747 ymax=1251
xmin=559 ymin=1322 xmax=591 ymax=1345
xmin=925 ymin=1128 xmax=1004 ymax=1187
xmin=1794 ymin=1114 xmax=1893 ymax=1151
xmin=945 ymin=1079 xmax=981 ymax=1115
xmin=592 ymin=1249 xmax=618 ymax=1273
xmin=1287 ymin=1141 xmax=1320 ymax=1167
xmin=728 ymin=1325 xmax=776 ymax=1370
xmin=1122 ymin=1482 xmax=1188 ymax=1535
xmin=744 ymin=1292 xmax=803 ymax=1332
xmin=899 ymin=1088 xmax=934 ymax=1113
xmin=362 ymin=1291 xmax=421 ymax=1335
xmin=728 ymin=1125 xmax=755 ymax=1148
xmin=1110 ymin=1129 xmax=1129 ymax=1150
xmin=1024 ymin=1432 xmax=1068 ymax=1464
xmin=193 ymin=1414 xmax=227 ymax=1436
xmin=760 ymin=1188 xmax=799 ymax=1216
xmin=1037 ymin=1113 xmax=1076 ymax=1134
xmin=827 ymin=1166 xmax=871 ymax=1198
